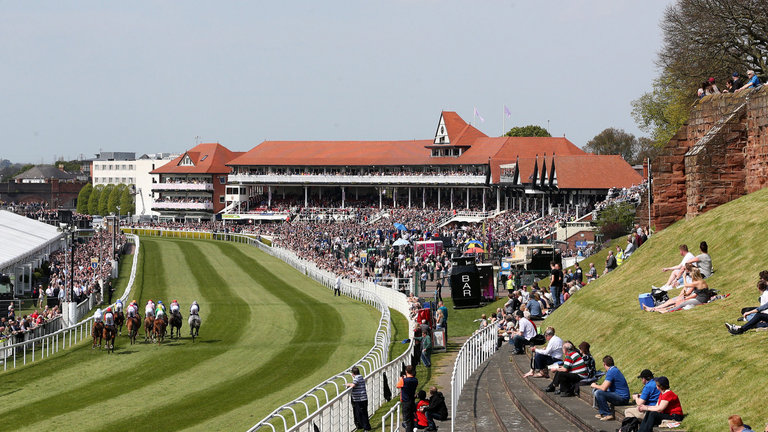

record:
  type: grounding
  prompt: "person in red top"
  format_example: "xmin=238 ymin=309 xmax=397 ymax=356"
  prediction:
xmin=415 ymin=390 xmax=430 ymax=429
xmin=637 ymin=376 xmax=683 ymax=432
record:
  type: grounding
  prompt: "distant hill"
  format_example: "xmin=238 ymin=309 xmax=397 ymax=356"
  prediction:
xmin=545 ymin=187 xmax=768 ymax=431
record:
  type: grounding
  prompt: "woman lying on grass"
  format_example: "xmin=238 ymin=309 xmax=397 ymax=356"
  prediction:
xmin=644 ymin=267 xmax=708 ymax=313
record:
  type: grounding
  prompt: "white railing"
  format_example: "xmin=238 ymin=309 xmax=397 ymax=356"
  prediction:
xmin=152 ymin=202 xmax=213 ymax=210
xmin=0 ymin=235 xmax=140 ymax=370
xmin=449 ymin=323 xmax=500 ymax=432
xmin=120 ymin=228 xmax=415 ymax=432
xmin=229 ymin=173 xmax=486 ymax=186
xmin=381 ymin=402 xmax=401 ymax=432
xmin=151 ymin=183 xmax=213 ymax=191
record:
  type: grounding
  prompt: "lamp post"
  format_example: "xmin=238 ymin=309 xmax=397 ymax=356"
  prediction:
xmin=57 ymin=223 xmax=77 ymax=325
xmin=116 ymin=205 xmax=121 ymax=260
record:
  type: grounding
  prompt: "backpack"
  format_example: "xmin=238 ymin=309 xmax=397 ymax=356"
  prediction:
xmin=619 ymin=416 xmax=641 ymax=432
xmin=651 ymin=288 xmax=669 ymax=306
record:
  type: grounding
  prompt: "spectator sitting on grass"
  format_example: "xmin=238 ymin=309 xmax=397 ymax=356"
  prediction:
xmin=524 ymin=292 xmax=544 ymax=319
xmin=728 ymin=414 xmax=756 ymax=432
xmin=737 ymin=272 xmax=768 ymax=318
xmin=637 ymin=376 xmax=684 ymax=432
xmin=688 ymin=241 xmax=713 ymax=278
xmin=645 ymin=268 xmax=711 ymax=313
xmin=726 ymin=280 xmax=768 ymax=335
xmin=524 ymin=326 xmax=563 ymax=378
xmin=590 ymin=355 xmax=630 ymax=421
xmin=654 ymin=244 xmax=696 ymax=291
xmin=624 ymin=369 xmax=660 ymax=420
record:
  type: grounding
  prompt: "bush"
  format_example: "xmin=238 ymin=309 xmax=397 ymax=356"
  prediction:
xmin=596 ymin=202 xmax=635 ymax=239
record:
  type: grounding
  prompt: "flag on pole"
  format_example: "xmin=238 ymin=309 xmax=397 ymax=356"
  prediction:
xmin=504 ymin=105 xmax=512 ymax=118
xmin=473 ymin=106 xmax=485 ymax=123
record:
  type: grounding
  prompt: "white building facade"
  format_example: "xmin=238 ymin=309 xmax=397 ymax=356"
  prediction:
xmin=91 ymin=152 xmax=177 ymax=216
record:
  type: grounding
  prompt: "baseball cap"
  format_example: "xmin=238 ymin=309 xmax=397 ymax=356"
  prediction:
xmin=708 ymin=77 xmax=715 ymax=83
xmin=637 ymin=369 xmax=654 ymax=380
xmin=733 ymin=72 xmax=740 ymax=77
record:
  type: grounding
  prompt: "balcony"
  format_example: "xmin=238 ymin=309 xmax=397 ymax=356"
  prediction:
xmin=151 ymin=202 xmax=214 ymax=211
xmin=227 ymin=174 xmax=487 ymax=186
xmin=151 ymin=183 xmax=214 ymax=192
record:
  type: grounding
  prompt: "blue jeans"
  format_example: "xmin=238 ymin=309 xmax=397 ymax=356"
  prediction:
xmin=510 ymin=335 xmax=531 ymax=353
xmin=550 ymin=286 xmax=561 ymax=308
xmin=421 ymin=349 xmax=432 ymax=367
xmin=594 ymin=390 xmax=628 ymax=415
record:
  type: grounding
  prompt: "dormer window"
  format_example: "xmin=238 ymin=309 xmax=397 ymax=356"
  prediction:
xmin=179 ymin=154 xmax=194 ymax=166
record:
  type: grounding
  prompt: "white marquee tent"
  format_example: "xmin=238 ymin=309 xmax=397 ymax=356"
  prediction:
xmin=0 ymin=210 xmax=63 ymax=292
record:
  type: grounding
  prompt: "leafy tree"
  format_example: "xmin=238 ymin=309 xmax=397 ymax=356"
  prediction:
xmin=596 ymin=202 xmax=636 ymax=240
xmin=504 ymin=125 xmax=551 ymax=137
xmin=634 ymin=137 xmax=664 ymax=165
xmin=107 ymin=184 xmax=122 ymax=215
xmin=584 ymin=128 xmax=639 ymax=162
xmin=119 ymin=186 xmax=135 ymax=215
xmin=88 ymin=185 xmax=102 ymax=215
xmin=76 ymin=184 xmax=93 ymax=214
xmin=633 ymin=0 xmax=768 ymax=147
xmin=99 ymin=184 xmax=115 ymax=216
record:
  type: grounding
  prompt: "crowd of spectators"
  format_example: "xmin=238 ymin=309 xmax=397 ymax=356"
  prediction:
xmin=699 ymin=70 xmax=762 ymax=97
xmin=594 ymin=183 xmax=646 ymax=212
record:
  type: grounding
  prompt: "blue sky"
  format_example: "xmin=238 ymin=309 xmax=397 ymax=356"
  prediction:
xmin=0 ymin=0 xmax=670 ymax=163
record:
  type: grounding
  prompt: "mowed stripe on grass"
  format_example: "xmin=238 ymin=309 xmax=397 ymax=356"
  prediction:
xmin=0 ymin=238 xmax=379 ymax=432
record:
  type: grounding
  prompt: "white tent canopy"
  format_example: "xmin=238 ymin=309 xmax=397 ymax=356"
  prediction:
xmin=0 ymin=210 xmax=63 ymax=273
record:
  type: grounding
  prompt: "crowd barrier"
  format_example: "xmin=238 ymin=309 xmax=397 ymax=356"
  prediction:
xmin=449 ymin=323 xmax=500 ymax=432
xmin=0 ymin=235 xmax=140 ymax=370
xmin=122 ymin=227 xmax=416 ymax=432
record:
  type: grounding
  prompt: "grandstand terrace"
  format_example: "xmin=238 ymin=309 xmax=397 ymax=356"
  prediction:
xmin=223 ymin=111 xmax=642 ymax=221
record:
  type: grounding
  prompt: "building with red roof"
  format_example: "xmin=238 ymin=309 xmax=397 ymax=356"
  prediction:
xmin=150 ymin=143 xmax=242 ymax=220
xmin=222 ymin=111 xmax=642 ymax=219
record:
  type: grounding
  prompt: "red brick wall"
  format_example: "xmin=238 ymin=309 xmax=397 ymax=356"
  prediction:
xmin=653 ymin=88 xmax=768 ymax=230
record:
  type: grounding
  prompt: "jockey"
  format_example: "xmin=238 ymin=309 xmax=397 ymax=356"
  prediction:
xmin=114 ymin=299 xmax=123 ymax=313
xmin=155 ymin=301 xmax=167 ymax=320
xmin=189 ymin=301 xmax=200 ymax=316
xmin=126 ymin=301 xmax=138 ymax=318
xmin=145 ymin=300 xmax=155 ymax=318
xmin=170 ymin=299 xmax=180 ymax=314
xmin=93 ymin=307 xmax=103 ymax=323
xmin=104 ymin=307 xmax=115 ymax=327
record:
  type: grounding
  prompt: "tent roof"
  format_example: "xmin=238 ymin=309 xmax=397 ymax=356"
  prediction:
xmin=0 ymin=210 xmax=63 ymax=272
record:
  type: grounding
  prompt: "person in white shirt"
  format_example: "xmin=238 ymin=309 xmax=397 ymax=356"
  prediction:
xmin=525 ymin=327 xmax=564 ymax=378
xmin=509 ymin=310 xmax=537 ymax=355
xmin=655 ymin=244 xmax=696 ymax=291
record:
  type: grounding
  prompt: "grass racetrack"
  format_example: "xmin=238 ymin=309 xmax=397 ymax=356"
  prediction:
xmin=0 ymin=237 xmax=380 ymax=431
xmin=546 ymin=187 xmax=768 ymax=431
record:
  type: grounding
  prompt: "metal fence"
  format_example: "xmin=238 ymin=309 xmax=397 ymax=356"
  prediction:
xmin=449 ymin=323 xmax=500 ymax=432
xmin=122 ymin=227 xmax=416 ymax=432
xmin=0 ymin=235 xmax=141 ymax=370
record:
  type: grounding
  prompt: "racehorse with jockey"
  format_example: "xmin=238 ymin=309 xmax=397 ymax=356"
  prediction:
xmin=103 ymin=307 xmax=116 ymax=352
xmin=145 ymin=299 xmax=155 ymax=319
xmin=126 ymin=300 xmax=138 ymax=318
xmin=170 ymin=299 xmax=180 ymax=314
xmin=155 ymin=300 xmax=167 ymax=321
xmin=188 ymin=301 xmax=201 ymax=339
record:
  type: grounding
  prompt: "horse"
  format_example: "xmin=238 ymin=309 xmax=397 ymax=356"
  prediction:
xmin=92 ymin=321 xmax=104 ymax=349
xmin=144 ymin=315 xmax=155 ymax=342
xmin=115 ymin=310 xmax=125 ymax=335
xmin=103 ymin=325 xmax=116 ymax=353
xmin=169 ymin=310 xmax=183 ymax=339
xmin=153 ymin=316 xmax=167 ymax=344
xmin=126 ymin=315 xmax=140 ymax=345
xmin=188 ymin=314 xmax=201 ymax=341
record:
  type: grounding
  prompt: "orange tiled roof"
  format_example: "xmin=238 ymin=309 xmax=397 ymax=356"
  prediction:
xmin=151 ymin=143 xmax=242 ymax=175
xmin=441 ymin=111 xmax=488 ymax=146
xmin=553 ymin=155 xmax=643 ymax=189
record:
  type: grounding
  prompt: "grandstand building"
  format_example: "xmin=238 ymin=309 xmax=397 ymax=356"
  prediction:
xmin=222 ymin=111 xmax=642 ymax=220
xmin=150 ymin=143 xmax=242 ymax=221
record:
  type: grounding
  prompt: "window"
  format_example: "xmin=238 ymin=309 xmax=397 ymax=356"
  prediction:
xmin=200 ymin=155 xmax=208 ymax=161
xmin=179 ymin=155 xmax=194 ymax=166
xmin=121 ymin=177 xmax=126 ymax=183
xmin=219 ymin=195 xmax=225 ymax=203
xmin=219 ymin=176 xmax=226 ymax=184
xmin=108 ymin=165 xmax=113 ymax=170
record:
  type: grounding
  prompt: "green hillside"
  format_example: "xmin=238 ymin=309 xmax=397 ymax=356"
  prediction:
xmin=545 ymin=187 xmax=768 ymax=431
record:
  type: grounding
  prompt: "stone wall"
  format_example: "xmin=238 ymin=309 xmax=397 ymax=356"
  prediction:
xmin=652 ymin=87 xmax=768 ymax=230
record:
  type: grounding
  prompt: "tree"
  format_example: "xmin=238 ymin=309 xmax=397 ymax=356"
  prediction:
xmin=596 ymin=202 xmax=636 ymax=240
xmin=99 ymin=184 xmax=114 ymax=216
xmin=107 ymin=184 xmax=122 ymax=215
xmin=583 ymin=128 xmax=640 ymax=162
xmin=88 ymin=185 xmax=102 ymax=215
xmin=504 ymin=125 xmax=551 ymax=137
xmin=119 ymin=186 xmax=135 ymax=215
xmin=634 ymin=137 xmax=664 ymax=165
xmin=633 ymin=0 xmax=768 ymax=147
xmin=76 ymin=184 xmax=93 ymax=214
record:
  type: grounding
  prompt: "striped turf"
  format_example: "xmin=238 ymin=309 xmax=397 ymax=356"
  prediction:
xmin=0 ymin=238 xmax=380 ymax=431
